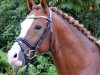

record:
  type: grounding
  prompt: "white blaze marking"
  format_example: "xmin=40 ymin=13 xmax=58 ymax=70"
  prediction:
xmin=7 ymin=15 xmax=35 ymax=67
xmin=19 ymin=15 xmax=35 ymax=37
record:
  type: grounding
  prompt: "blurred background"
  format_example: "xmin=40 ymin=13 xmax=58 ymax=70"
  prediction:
xmin=0 ymin=0 xmax=100 ymax=75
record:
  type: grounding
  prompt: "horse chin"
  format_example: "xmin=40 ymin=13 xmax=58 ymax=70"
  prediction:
xmin=13 ymin=61 xmax=23 ymax=68
xmin=9 ymin=58 xmax=24 ymax=69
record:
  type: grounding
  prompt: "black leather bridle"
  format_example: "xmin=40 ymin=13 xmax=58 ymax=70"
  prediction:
xmin=15 ymin=10 xmax=52 ymax=75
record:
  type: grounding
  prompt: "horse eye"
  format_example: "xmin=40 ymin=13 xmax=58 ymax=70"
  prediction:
xmin=35 ymin=25 xmax=42 ymax=30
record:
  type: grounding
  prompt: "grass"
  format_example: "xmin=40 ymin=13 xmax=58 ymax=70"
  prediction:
xmin=0 ymin=73 xmax=8 ymax=75
xmin=0 ymin=50 xmax=14 ymax=75
xmin=97 ymin=37 xmax=100 ymax=40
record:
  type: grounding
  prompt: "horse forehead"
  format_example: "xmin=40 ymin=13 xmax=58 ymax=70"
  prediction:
xmin=19 ymin=15 xmax=35 ymax=37
xmin=21 ymin=15 xmax=35 ymax=27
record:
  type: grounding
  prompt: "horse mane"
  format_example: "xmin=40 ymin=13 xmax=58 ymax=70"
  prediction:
xmin=50 ymin=7 xmax=100 ymax=47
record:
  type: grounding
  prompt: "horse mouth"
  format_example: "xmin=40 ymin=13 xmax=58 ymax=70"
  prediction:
xmin=8 ymin=58 xmax=23 ymax=68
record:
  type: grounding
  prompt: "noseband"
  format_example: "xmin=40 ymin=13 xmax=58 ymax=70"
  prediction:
xmin=16 ymin=9 xmax=52 ymax=61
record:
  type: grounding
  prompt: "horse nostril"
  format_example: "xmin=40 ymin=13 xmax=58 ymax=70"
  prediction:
xmin=14 ymin=53 xmax=17 ymax=58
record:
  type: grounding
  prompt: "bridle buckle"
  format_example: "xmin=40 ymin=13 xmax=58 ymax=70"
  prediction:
xmin=27 ymin=50 xmax=37 ymax=59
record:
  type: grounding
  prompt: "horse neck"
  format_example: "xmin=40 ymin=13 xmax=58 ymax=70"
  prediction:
xmin=50 ymin=12 xmax=100 ymax=75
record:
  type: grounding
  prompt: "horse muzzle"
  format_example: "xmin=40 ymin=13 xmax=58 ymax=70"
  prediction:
xmin=7 ymin=42 xmax=25 ymax=68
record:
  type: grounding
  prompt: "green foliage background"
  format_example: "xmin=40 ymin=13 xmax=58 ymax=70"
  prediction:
xmin=0 ymin=0 xmax=100 ymax=75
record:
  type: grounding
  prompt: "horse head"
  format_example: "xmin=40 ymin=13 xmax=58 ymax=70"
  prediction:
xmin=7 ymin=0 xmax=53 ymax=68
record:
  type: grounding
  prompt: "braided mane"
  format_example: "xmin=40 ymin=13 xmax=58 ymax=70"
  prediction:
xmin=50 ymin=7 xmax=100 ymax=47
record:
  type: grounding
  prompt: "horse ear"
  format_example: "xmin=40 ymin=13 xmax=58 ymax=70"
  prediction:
xmin=40 ymin=0 xmax=49 ymax=14
xmin=27 ymin=0 xmax=36 ymax=11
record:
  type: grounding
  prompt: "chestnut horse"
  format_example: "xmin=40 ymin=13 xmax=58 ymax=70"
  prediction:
xmin=7 ymin=0 xmax=100 ymax=75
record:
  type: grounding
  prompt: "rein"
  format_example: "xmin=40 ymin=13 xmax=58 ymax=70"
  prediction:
xmin=15 ymin=9 xmax=52 ymax=75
